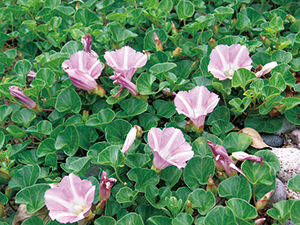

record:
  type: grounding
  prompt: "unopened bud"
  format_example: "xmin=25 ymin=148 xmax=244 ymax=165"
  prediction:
xmin=254 ymin=218 xmax=266 ymax=225
xmin=240 ymin=4 xmax=246 ymax=11
xmin=0 ymin=169 xmax=11 ymax=184
xmin=206 ymin=174 xmax=218 ymax=196
xmin=256 ymin=190 xmax=274 ymax=211
xmin=212 ymin=24 xmax=219 ymax=36
xmin=133 ymin=125 xmax=143 ymax=138
xmin=171 ymin=21 xmax=178 ymax=36
xmin=172 ymin=47 xmax=182 ymax=58
xmin=154 ymin=32 xmax=163 ymax=51
xmin=5 ymin=188 xmax=12 ymax=200
xmin=208 ymin=38 xmax=217 ymax=50
xmin=82 ymin=110 xmax=89 ymax=122
xmin=0 ymin=203 xmax=4 ymax=217
xmin=260 ymin=36 xmax=271 ymax=48
xmin=286 ymin=14 xmax=297 ymax=23
xmin=185 ymin=200 xmax=193 ymax=215
xmin=216 ymin=171 xmax=227 ymax=181
xmin=185 ymin=120 xmax=193 ymax=133
xmin=232 ymin=18 xmax=238 ymax=29
xmin=95 ymin=200 xmax=106 ymax=215
xmin=162 ymin=88 xmax=176 ymax=97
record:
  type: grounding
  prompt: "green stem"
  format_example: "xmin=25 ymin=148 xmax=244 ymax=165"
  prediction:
xmin=115 ymin=167 xmax=127 ymax=187
xmin=196 ymin=29 xmax=204 ymax=46
xmin=253 ymin=184 xmax=257 ymax=206
xmin=221 ymin=92 xmax=228 ymax=107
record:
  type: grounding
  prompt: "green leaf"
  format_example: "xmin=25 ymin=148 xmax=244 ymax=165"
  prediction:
xmin=281 ymin=98 xmax=300 ymax=111
xmin=218 ymin=176 xmax=252 ymax=202
xmin=8 ymin=165 xmax=40 ymax=190
xmin=210 ymin=120 xmax=235 ymax=137
xmin=241 ymin=160 xmax=275 ymax=185
xmin=105 ymin=199 xmax=121 ymax=217
xmin=55 ymin=125 xmax=79 ymax=156
xmin=271 ymin=50 xmax=292 ymax=64
xmin=11 ymin=108 xmax=36 ymax=128
xmin=267 ymin=200 xmax=294 ymax=225
xmin=172 ymin=213 xmax=193 ymax=225
xmin=222 ymin=133 xmax=252 ymax=153
xmin=204 ymin=206 xmax=237 ymax=225
xmin=15 ymin=59 xmax=32 ymax=84
xmin=192 ymin=137 xmax=213 ymax=157
xmin=232 ymin=68 xmax=257 ymax=91
xmin=183 ymin=156 xmax=215 ymax=190
xmin=55 ymin=89 xmax=82 ymax=113
xmin=285 ymin=106 xmax=300 ymax=125
xmin=36 ymin=68 xmax=56 ymax=88
xmin=149 ymin=62 xmax=177 ymax=75
xmin=207 ymin=106 xmax=230 ymax=125
xmin=105 ymin=119 xmax=132 ymax=144
xmin=144 ymin=29 xmax=168 ymax=51
xmin=95 ymin=216 xmax=116 ymax=225
xmin=116 ymin=213 xmax=144 ymax=225
xmin=37 ymin=138 xmax=56 ymax=157
xmin=287 ymin=175 xmax=300 ymax=192
xmin=0 ymin=105 xmax=12 ymax=125
xmin=254 ymin=150 xmax=280 ymax=173
xmin=176 ymin=0 xmax=195 ymax=21
xmin=291 ymin=200 xmax=300 ymax=225
xmin=269 ymin=72 xmax=286 ymax=92
xmin=97 ymin=146 xmax=125 ymax=169
xmin=146 ymin=186 xmax=172 ymax=209
xmin=160 ymin=166 xmax=182 ymax=188
xmin=15 ymin=184 xmax=51 ymax=214
xmin=111 ymin=27 xmax=138 ymax=45
xmin=127 ymin=168 xmax=160 ymax=192
xmin=138 ymin=113 xmax=159 ymax=132
xmin=117 ymin=97 xmax=148 ymax=118
xmin=116 ymin=187 xmax=138 ymax=205
xmin=63 ymin=156 xmax=91 ymax=175
xmin=0 ymin=192 xmax=8 ymax=205
xmin=244 ymin=115 xmax=283 ymax=133
xmin=0 ymin=132 xmax=4 ymax=150
xmin=126 ymin=153 xmax=150 ymax=168
xmin=153 ymin=100 xmax=176 ymax=118
xmin=37 ymin=120 xmax=53 ymax=135
xmin=226 ymin=198 xmax=257 ymax=221
xmin=214 ymin=7 xmax=234 ymax=23
xmin=136 ymin=73 xmax=167 ymax=95
xmin=76 ymin=125 xmax=98 ymax=150
xmin=6 ymin=125 xmax=27 ymax=139
xmin=188 ymin=189 xmax=215 ymax=215
xmin=22 ymin=216 xmax=44 ymax=225
xmin=148 ymin=216 xmax=172 ymax=225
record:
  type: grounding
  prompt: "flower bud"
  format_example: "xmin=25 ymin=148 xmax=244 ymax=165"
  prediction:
xmin=172 ymin=47 xmax=182 ymax=58
xmin=232 ymin=152 xmax=264 ymax=165
xmin=121 ymin=127 xmax=138 ymax=154
xmin=0 ymin=203 xmax=4 ymax=217
xmin=216 ymin=171 xmax=227 ymax=180
xmin=171 ymin=21 xmax=178 ymax=36
xmin=5 ymin=188 xmax=12 ymax=200
xmin=208 ymin=38 xmax=217 ymax=50
xmin=206 ymin=174 xmax=218 ymax=196
xmin=212 ymin=24 xmax=219 ymax=36
xmin=231 ymin=18 xmax=238 ymax=29
xmin=162 ymin=88 xmax=176 ymax=97
xmin=286 ymin=14 xmax=297 ymax=23
xmin=185 ymin=200 xmax=193 ymax=215
xmin=256 ymin=190 xmax=274 ymax=211
xmin=0 ymin=168 xmax=11 ymax=184
xmin=260 ymin=36 xmax=271 ymax=48
xmin=9 ymin=86 xmax=37 ymax=110
xmin=254 ymin=218 xmax=266 ymax=225
xmin=133 ymin=125 xmax=143 ymax=138
xmin=154 ymin=32 xmax=163 ymax=51
xmin=99 ymin=171 xmax=117 ymax=201
xmin=82 ymin=110 xmax=89 ymax=122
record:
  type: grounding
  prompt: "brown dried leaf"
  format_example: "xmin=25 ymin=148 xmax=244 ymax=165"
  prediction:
xmin=239 ymin=127 xmax=271 ymax=149
xmin=13 ymin=205 xmax=50 ymax=225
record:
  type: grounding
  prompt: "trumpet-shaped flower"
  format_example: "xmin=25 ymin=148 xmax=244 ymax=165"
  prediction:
xmin=9 ymin=86 xmax=36 ymax=109
xmin=99 ymin=171 xmax=117 ymax=202
xmin=174 ymin=86 xmax=219 ymax=131
xmin=44 ymin=173 xmax=95 ymax=224
xmin=104 ymin=46 xmax=147 ymax=97
xmin=232 ymin=151 xmax=264 ymax=165
xmin=81 ymin=34 xmax=98 ymax=58
xmin=148 ymin=127 xmax=194 ymax=171
xmin=207 ymin=140 xmax=245 ymax=177
xmin=255 ymin=61 xmax=278 ymax=78
xmin=62 ymin=51 xmax=104 ymax=94
xmin=208 ymin=44 xmax=252 ymax=80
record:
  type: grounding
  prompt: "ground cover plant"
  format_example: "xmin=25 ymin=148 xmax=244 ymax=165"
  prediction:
xmin=1 ymin=0 xmax=300 ymax=224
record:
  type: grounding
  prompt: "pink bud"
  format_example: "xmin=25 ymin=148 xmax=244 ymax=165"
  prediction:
xmin=256 ymin=190 xmax=274 ymax=211
xmin=27 ymin=70 xmax=37 ymax=80
xmin=154 ymin=32 xmax=163 ymax=51
xmin=121 ymin=127 xmax=138 ymax=154
xmin=255 ymin=62 xmax=278 ymax=78
xmin=232 ymin=152 xmax=264 ymax=165
xmin=99 ymin=171 xmax=117 ymax=201
xmin=172 ymin=47 xmax=182 ymax=58
xmin=254 ymin=218 xmax=266 ymax=225
xmin=9 ymin=86 xmax=36 ymax=109
xmin=81 ymin=33 xmax=98 ymax=58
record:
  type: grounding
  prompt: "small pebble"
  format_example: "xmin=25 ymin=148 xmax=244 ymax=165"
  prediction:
xmin=275 ymin=118 xmax=297 ymax=135
xmin=291 ymin=129 xmax=300 ymax=147
xmin=267 ymin=178 xmax=287 ymax=209
xmin=261 ymin=134 xmax=284 ymax=147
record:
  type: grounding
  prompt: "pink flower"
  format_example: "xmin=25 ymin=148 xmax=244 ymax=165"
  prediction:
xmin=104 ymin=46 xmax=147 ymax=97
xmin=207 ymin=140 xmax=245 ymax=177
xmin=174 ymin=86 xmax=219 ymax=131
xmin=208 ymin=44 xmax=253 ymax=80
xmin=232 ymin=152 xmax=264 ymax=165
xmin=44 ymin=173 xmax=95 ymax=224
xmin=27 ymin=70 xmax=37 ymax=80
xmin=81 ymin=34 xmax=98 ymax=58
xmin=9 ymin=86 xmax=36 ymax=109
xmin=121 ymin=127 xmax=137 ymax=154
xmin=148 ymin=127 xmax=194 ymax=171
xmin=62 ymin=51 xmax=104 ymax=93
xmin=255 ymin=61 xmax=278 ymax=78
xmin=99 ymin=171 xmax=117 ymax=202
